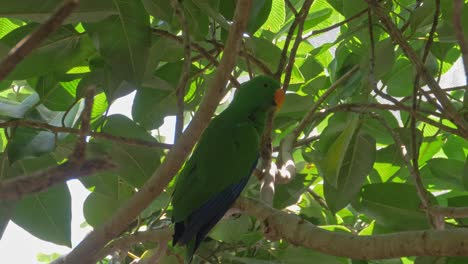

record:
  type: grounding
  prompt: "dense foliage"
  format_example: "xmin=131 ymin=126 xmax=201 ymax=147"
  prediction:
xmin=0 ymin=0 xmax=467 ymax=263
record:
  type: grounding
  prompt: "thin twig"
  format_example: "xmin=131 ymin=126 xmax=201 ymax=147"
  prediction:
xmin=285 ymin=0 xmax=298 ymax=16
xmin=0 ymin=158 xmax=115 ymax=201
xmin=57 ymin=2 xmax=253 ymax=263
xmin=171 ymin=0 xmax=192 ymax=142
xmin=409 ymin=0 xmax=441 ymax=229
xmin=258 ymin=110 xmax=276 ymax=205
xmin=0 ymin=120 xmax=173 ymax=149
xmin=208 ymin=40 xmax=273 ymax=76
xmin=373 ymin=114 xmax=436 ymax=229
xmin=152 ymin=29 xmax=241 ymax=88
xmin=303 ymin=8 xmax=368 ymax=40
xmin=454 ymin=0 xmax=468 ymax=83
xmin=0 ymin=0 xmax=79 ymax=81
xmin=293 ymin=65 xmax=359 ymax=138
xmin=71 ymin=86 xmax=95 ymax=162
xmin=95 ymin=229 xmax=173 ymax=263
xmin=282 ymin=0 xmax=314 ymax=91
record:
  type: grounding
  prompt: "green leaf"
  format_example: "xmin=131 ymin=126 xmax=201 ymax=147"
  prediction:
xmin=0 ymin=18 xmax=23 ymax=38
xmin=0 ymin=0 xmax=116 ymax=22
xmin=83 ymin=0 xmax=151 ymax=99
xmin=382 ymin=57 xmax=413 ymax=97
xmin=9 ymin=155 xmax=71 ymax=246
xmin=83 ymin=171 xmax=134 ymax=227
xmin=324 ymin=132 xmax=376 ymax=213
xmin=319 ymin=115 xmax=360 ymax=188
xmin=141 ymin=0 xmax=175 ymax=23
xmin=447 ymin=195 xmax=468 ymax=224
xmin=422 ymin=158 xmax=465 ymax=191
xmin=0 ymin=25 xmax=95 ymax=80
xmin=355 ymin=183 xmax=432 ymax=230
xmin=93 ymin=115 xmax=162 ymax=188
xmin=35 ymin=74 xmax=77 ymax=111
xmin=243 ymin=36 xmax=281 ymax=73
xmin=274 ymin=174 xmax=308 ymax=209
xmin=7 ymin=102 xmax=82 ymax=163
xmin=443 ymin=135 xmax=468 ymax=161
xmin=278 ymin=246 xmax=345 ymax=264
xmin=0 ymin=92 xmax=39 ymax=119
xmin=209 ymin=215 xmax=252 ymax=243
xmin=133 ymin=62 xmax=200 ymax=129
xmin=261 ymin=0 xmax=285 ymax=32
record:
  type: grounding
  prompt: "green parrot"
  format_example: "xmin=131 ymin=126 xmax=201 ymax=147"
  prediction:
xmin=171 ymin=75 xmax=284 ymax=263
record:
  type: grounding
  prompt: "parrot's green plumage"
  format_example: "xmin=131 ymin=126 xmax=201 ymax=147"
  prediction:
xmin=171 ymin=75 xmax=283 ymax=263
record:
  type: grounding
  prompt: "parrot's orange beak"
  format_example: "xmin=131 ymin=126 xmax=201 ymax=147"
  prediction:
xmin=274 ymin=88 xmax=285 ymax=110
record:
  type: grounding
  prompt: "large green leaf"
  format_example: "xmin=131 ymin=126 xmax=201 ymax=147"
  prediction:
xmin=278 ymin=246 xmax=345 ymax=264
xmin=133 ymin=62 xmax=200 ymax=129
xmin=8 ymin=155 xmax=71 ymax=246
xmin=35 ymin=74 xmax=77 ymax=111
xmin=0 ymin=24 xmax=95 ymax=80
xmin=82 ymin=171 xmax=134 ymax=227
xmin=0 ymin=0 xmax=116 ymax=22
xmin=355 ymin=183 xmax=433 ymax=231
xmin=261 ymin=0 xmax=285 ymax=32
xmin=382 ymin=57 xmax=413 ymax=97
xmin=324 ymin=132 xmax=376 ymax=213
xmin=319 ymin=115 xmax=359 ymax=188
xmin=243 ymin=36 xmax=282 ymax=73
xmin=92 ymin=115 xmax=162 ymax=188
xmin=209 ymin=215 xmax=252 ymax=243
xmin=7 ymin=102 xmax=82 ymax=163
xmin=83 ymin=0 xmax=151 ymax=99
xmin=421 ymin=158 xmax=466 ymax=191
xmin=273 ymin=174 xmax=308 ymax=209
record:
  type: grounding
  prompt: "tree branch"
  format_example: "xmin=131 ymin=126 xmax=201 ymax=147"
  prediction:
xmin=235 ymin=197 xmax=468 ymax=259
xmin=171 ymin=0 xmax=192 ymax=142
xmin=94 ymin=228 xmax=173 ymax=263
xmin=0 ymin=0 xmax=79 ymax=81
xmin=70 ymin=86 xmax=94 ymax=162
xmin=0 ymin=120 xmax=173 ymax=149
xmin=302 ymin=8 xmax=368 ymax=40
xmin=364 ymin=0 xmax=468 ymax=135
xmin=152 ymin=29 xmax=241 ymax=88
xmin=57 ymin=1 xmax=253 ymax=263
xmin=0 ymin=158 xmax=115 ymax=201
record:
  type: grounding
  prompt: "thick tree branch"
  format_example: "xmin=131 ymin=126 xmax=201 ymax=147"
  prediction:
xmin=235 ymin=197 xmax=468 ymax=259
xmin=365 ymin=0 xmax=468 ymax=135
xmin=57 ymin=2 xmax=253 ymax=263
xmin=0 ymin=158 xmax=115 ymax=201
xmin=0 ymin=0 xmax=79 ymax=81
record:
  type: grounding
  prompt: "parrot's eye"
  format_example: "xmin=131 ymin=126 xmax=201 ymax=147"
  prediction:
xmin=263 ymin=83 xmax=268 ymax=88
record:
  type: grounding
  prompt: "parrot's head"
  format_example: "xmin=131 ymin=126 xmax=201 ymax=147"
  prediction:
xmin=234 ymin=75 xmax=284 ymax=112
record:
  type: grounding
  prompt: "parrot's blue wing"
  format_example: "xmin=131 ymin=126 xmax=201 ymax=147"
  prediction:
xmin=173 ymin=159 xmax=256 ymax=262
xmin=173 ymin=172 xmax=251 ymax=247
